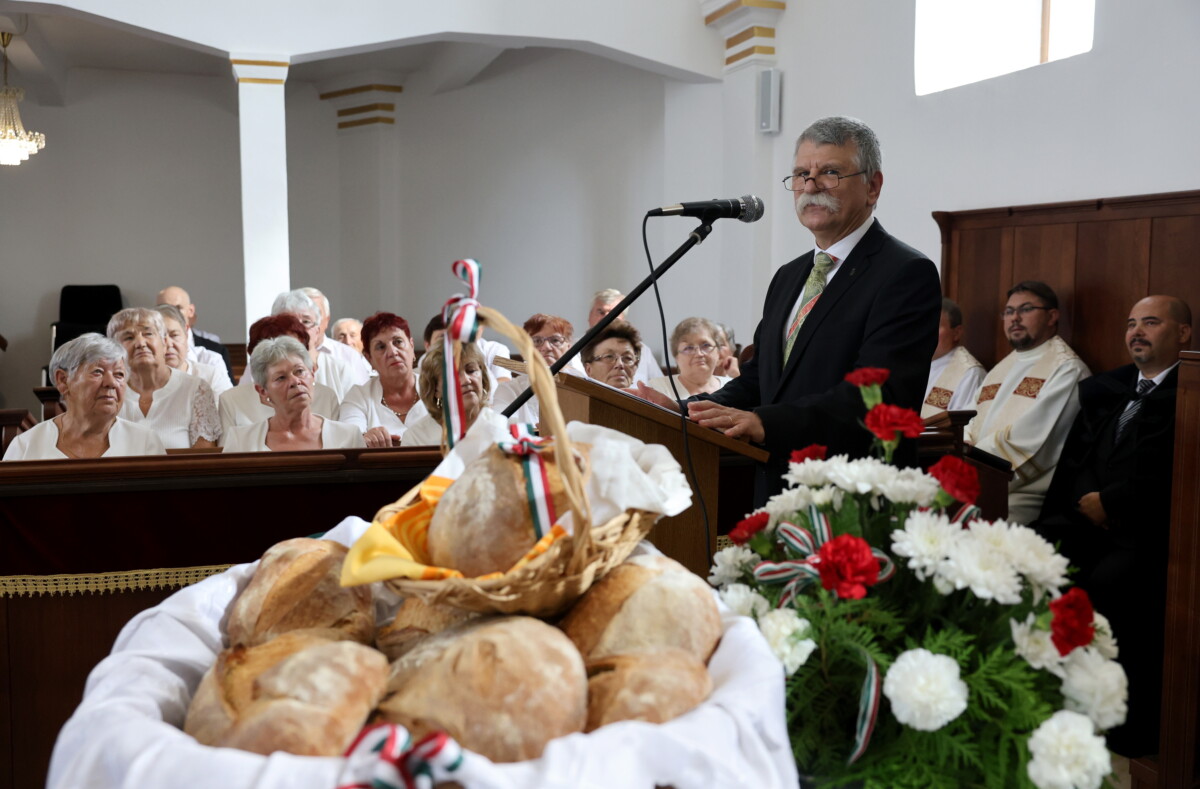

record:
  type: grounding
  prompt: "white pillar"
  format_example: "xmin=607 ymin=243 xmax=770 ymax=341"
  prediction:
xmin=231 ymin=56 xmax=291 ymax=335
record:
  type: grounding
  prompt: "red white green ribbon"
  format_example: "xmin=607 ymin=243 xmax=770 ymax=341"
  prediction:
xmin=337 ymin=723 xmax=464 ymax=789
xmin=440 ymin=258 xmax=483 ymax=448
xmin=949 ymin=502 xmax=982 ymax=525
xmin=498 ymin=423 xmax=557 ymax=540
xmin=848 ymin=647 xmax=881 ymax=765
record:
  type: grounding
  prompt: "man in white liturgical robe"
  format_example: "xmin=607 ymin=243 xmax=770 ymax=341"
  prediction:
xmin=964 ymin=282 xmax=1090 ymax=525
xmin=922 ymin=298 xmax=985 ymax=418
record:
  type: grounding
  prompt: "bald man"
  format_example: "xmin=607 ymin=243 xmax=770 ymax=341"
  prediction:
xmin=1034 ymin=295 xmax=1192 ymax=758
xmin=156 ymin=285 xmax=234 ymax=382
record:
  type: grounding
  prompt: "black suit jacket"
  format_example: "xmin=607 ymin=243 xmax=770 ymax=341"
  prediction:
xmin=193 ymin=333 xmax=234 ymax=381
xmin=698 ymin=219 xmax=942 ymax=502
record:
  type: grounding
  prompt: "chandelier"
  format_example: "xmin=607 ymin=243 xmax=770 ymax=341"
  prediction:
xmin=0 ymin=31 xmax=46 ymax=166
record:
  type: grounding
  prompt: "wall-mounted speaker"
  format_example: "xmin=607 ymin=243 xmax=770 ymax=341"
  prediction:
xmin=757 ymin=68 xmax=781 ymax=135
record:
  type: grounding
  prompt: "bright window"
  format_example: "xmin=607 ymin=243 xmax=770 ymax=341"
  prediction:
xmin=914 ymin=0 xmax=1095 ymax=96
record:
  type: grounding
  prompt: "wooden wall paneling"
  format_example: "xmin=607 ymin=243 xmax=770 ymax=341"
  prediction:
xmin=952 ymin=226 xmax=1010 ymax=370
xmin=1150 ymin=216 xmax=1200 ymax=325
xmin=1073 ymin=219 xmax=1152 ymax=374
xmin=1009 ymin=223 xmax=1077 ymax=358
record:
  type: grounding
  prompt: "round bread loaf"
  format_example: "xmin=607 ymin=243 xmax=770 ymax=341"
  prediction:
xmin=184 ymin=630 xmax=389 ymax=756
xmin=559 ymin=554 xmax=723 ymax=663
xmin=377 ymin=615 xmax=587 ymax=762
xmin=375 ymin=596 xmax=479 ymax=661
xmin=425 ymin=443 xmax=588 ymax=577
xmin=585 ymin=648 xmax=713 ymax=732
xmin=226 ymin=538 xmax=374 ymax=647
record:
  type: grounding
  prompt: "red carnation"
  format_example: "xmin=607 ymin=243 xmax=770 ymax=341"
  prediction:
xmin=845 ymin=367 xmax=890 ymax=387
xmin=929 ymin=455 xmax=981 ymax=505
xmin=816 ymin=534 xmax=880 ymax=600
xmin=730 ymin=511 xmax=770 ymax=545
xmin=790 ymin=444 xmax=828 ymax=464
xmin=1049 ymin=588 xmax=1096 ymax=656
xmin=864 ymin=404 xmax=925 ymax=442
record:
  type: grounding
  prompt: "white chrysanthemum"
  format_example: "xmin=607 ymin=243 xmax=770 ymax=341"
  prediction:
xmin=876 ymin=467 xmax=942 ymax=507
xmin=708 ymin=545 xmax=758 ymax=587
xmin=1011 ymin=613 xmax=1068 ymax=678
xmin=1003 ymin=524 xmax=1070 ymax=603
xmin=757 ymin=608 xmax=818 ymax=675
xmin=932 ymin=574 xmax=955 ymax=595
xmin=882 ymin=648 xmax=969 ymax=731
xmin=784 ymin=457 xmax=831 ymax=488
xmin=1026 ymin=710 xmax=1111 ymax=789
xmin=719 ymin=583 xmax=771 ymax=619
xmin=1061 ymin=648 xmax=1128 ymax=730
xmin=939 ymin=532 xmax=1023 ymax=604
xmin=891 ymin=510 xmax=961 ymax=580
xmin=763 ymin=486 xmax=815 ymax=522
xmin=825 ymin=456 xmax=894 ymax=496
xmin=1091 ymin=613 xmax=1118 ymax=660
xmin=808 ymin=485 xmax=843 ymax=510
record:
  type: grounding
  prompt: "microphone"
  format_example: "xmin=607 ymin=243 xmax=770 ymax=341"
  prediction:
xmin=647 ymin=195 xmax=764 ymax=223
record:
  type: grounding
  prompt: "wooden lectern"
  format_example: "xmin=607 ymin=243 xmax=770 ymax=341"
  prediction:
xmin=552 ymin=374 xmax=767 ymax=576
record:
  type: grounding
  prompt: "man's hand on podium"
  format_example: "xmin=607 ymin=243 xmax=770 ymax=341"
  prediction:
xmin=688 ymin=400 xmax=765 ymax=443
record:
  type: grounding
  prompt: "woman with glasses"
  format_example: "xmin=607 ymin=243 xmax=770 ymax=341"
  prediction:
xmin=338 ymin=312 xmax=429 ymax=447
xmin=583 ymin=321 xmax=643 ymax=390
xmin=492 ymin=313 xmax=583 ymax=426
xmin=648 ymin=317 xmax=732 ymax=399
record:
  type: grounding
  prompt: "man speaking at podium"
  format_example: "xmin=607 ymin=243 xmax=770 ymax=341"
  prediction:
xmin=634 ymin=116 xmax=942 ymax=504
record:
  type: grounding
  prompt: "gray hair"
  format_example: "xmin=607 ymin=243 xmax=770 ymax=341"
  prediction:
xmin=106 ymin=307 xmax=167 ymax=341
xmin=153 ymin=303 xmax=187 ymax=331
xmin=714 ymin=321 xmax=735 ymax=349
xmin=796 ymin=116 xmax=882 ymax=183
xmin=271 ymin=289 xmax=318 ymax=317
xmin=301 ymin=286 xmax=329 ymax=318
xmin=50 ymin=333 xmax=127 ymax=384
xmin=592 ymin=288 xmax=623 ymax=306
xmin=670 ymin=316 xmax=721 ymax=352
xmin=332 ymin=317 xmax=361 ymax=332
xmin=249 ymin=335 xmax=313 ymax=388
xmin=942 ymin=298 xmax=963 ymax=329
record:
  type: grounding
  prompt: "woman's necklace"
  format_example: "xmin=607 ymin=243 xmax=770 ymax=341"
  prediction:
xmin=381 ymin=391 xmax=415 ymax=422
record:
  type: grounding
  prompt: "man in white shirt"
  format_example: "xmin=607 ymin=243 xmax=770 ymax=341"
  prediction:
xmin=332 ymin=317 xmax=364 ymax=354
xmin=587 ymin=288 xmax=662 ymax=384
xmin=300 ymin=287 xmax=372 ymax=386
xmin=156 ymin=285 xmax=233 ymax=386
xmin=921 ymin=298 xmax=985 ymax=419
xmin=964 ymin=281 xmax=1091 ymax=524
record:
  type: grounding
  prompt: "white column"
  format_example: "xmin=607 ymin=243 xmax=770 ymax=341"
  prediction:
xmin=231 ymin=56 xmax=290 ymax=335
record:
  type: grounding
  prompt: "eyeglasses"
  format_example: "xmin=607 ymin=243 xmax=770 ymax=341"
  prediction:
xmin=782 ymin=170 xmax=867 ymax=192
xmin=1002 ymin=305 xmax=1050 ymax=319
xmin=588 ymin=353 xmax=639 ymax=368
xmin=532 ymin=335 xmax=567 ymax=348
xmin=678 ymin=343 xmax=717 ymax=356
xmin=298 ymin=317 xmax=319 ymax=329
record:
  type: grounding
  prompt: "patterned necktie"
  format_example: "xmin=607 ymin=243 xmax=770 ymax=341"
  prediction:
xmin=1115 ymin=379 xmax=1155 ymax=440
xmin=783 ymin=251 xmax=835 ymax=365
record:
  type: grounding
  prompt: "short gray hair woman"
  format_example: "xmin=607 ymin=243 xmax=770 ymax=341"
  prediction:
xmin=4 ymin=333 xmax=166 ymax=460
xmin=222 ymin=336 xmax=364 ymax=453
xmin=646 ymin=316 xmax=733 ymax=398
xmin=152 ymin=303 xmax=232 ymax=397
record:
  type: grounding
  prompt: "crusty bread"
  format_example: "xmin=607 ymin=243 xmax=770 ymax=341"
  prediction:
xmin=426 ymin=443 xmax=588 ymax=577
xmin=559 ymin=555 xmax=723 ymax=663
xmin=377 ymin=616 xmax=587 ymax=762
xmin=585 ymin=648 xmax=712 ymax=732
xmin=375 ymin=596 xmax=479 ymax=661
xmin=184 ymin=630 xmax=388 ymax=756
xmin=226 ymin=538 xmax=374 ymax=647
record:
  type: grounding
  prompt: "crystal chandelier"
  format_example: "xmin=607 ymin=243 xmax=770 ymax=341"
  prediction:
xmin=0 ymin=31 xmax=46 ymax=166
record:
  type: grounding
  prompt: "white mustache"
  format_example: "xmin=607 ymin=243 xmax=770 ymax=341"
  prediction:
xmin=795 ymin=192 xmax=841 ymax=212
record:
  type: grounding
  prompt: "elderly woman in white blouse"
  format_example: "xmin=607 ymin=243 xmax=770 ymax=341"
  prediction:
xmin=153 ymin=304 xmax=232 ymax=397
xmin=107 ymin=308 xmax=221 ymax=449
xmin=4 ymin=334 xmax=166 ymax=461
xmin=647 ymin=316 xmax=732 ymax=398
xmin=403 ymin=341 xmax=505 ymax=446
xmin=491 ymin=313 xmax=583 ymax=426
xmin=222 ymin=336 xmax=364 ymax=452
xmin=339 ymin=312 xmax=428 ymax=448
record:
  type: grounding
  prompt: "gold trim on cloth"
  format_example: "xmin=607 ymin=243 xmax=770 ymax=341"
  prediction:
xmin=0 ymin=565 xmax=232 ymax=598
xmin=925 ymin=386 xmax=953 ymax=410
xmin=977 ymin=383 xmax=1001 ymax=404
xmin=1013 ymin=377 xmax=1045 ymax=398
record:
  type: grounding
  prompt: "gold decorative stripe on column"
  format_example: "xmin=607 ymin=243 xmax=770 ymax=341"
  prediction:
xmin=0 ymin=565 xmax=233 ymax=598
xmin=320 ymin=84 xmax=404 ymax=101
xmin=725 ymin=45 xmax=776 ymax=65
xmin=239 ymin=77 xmax=286 ymax=85
xmin=726 ymin=26 xmax=776 ymax=48
xmin=230 ymin=59 xmax=289 ymax=67
xmin=338 ymin=116 xmax=396 ymax=129
xmin=705 ymin=0 xmax=786 ymax=26
xmin=337 ymin=102 xmax=396 ymax=118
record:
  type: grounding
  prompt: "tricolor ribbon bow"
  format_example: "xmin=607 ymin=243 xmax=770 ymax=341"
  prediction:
xmin=440 ymin=258 xmax=484 ymax=448
xmin=337 ymin=724 xmax=465 ymax=789
xmin=498 ymin=423 xmax=558 ymax=540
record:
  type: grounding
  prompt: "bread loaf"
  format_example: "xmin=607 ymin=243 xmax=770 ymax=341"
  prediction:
xmin=226 ymin=538 xmax=374 ymax=647
xmin=426 ymin=443 xmax=588 ymax=577
xmin=559 ymin=554 xmax=722 ymax=663
xmin=375 ymin=596 xmax=479 ymax=661
xmin=377 ymin=616 xmax=587 ymax=762
xmin=585 ymin=648 xmax=712 ymax=732
xmin=184 ymin=630 xmax=388 ymax=756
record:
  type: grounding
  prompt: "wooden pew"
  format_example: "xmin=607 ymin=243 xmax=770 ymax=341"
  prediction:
xmin=0 ymin=409 xmax=36 ymax=457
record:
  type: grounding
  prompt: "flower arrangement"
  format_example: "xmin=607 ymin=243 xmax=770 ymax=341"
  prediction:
xmin=709 ymin=369 xmax=1126 ymax=789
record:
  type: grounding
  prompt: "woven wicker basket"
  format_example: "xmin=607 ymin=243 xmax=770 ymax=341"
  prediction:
xmin=375 ymin=305 xmax=656 ymax=617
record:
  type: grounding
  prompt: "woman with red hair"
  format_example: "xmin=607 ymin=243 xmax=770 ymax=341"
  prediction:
xmin=339 ymin=312 xmax=428 ymax=447
xmin=491 ymin=313 xmax=584 ymax=426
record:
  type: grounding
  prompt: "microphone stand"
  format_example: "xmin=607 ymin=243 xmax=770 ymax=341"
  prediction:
xmin=502 ymin=219 xmax=714 ymax=418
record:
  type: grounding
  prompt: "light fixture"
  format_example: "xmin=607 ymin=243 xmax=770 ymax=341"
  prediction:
xmin=0 ymin=30 xmax=46 ymax=166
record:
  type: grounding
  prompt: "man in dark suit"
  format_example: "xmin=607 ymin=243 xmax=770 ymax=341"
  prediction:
xmin=1035 ymin=295 xmax=1192 ymax=757
xmin=634 ymin=116 xmax=942 ymax=502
